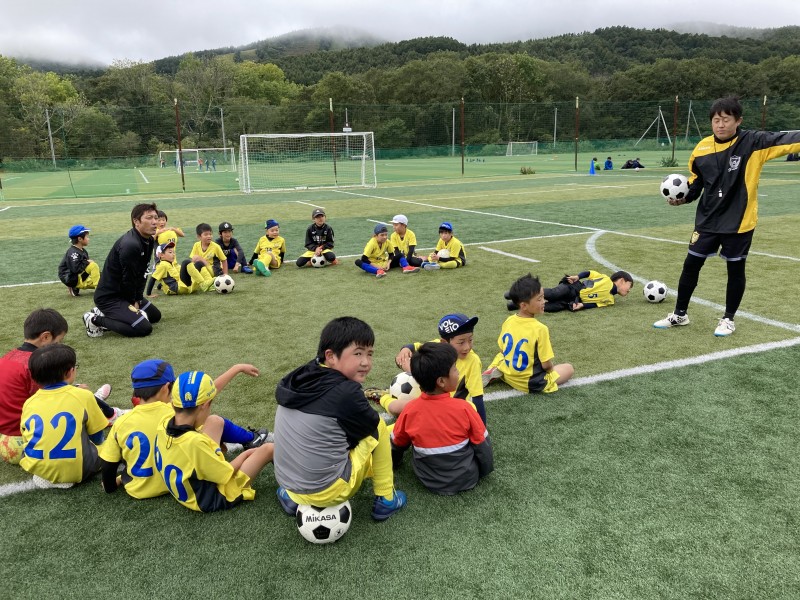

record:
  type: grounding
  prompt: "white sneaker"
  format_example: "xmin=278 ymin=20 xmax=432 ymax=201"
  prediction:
xmin=714 ymin=317 xmax=735 ymax=337
xmin=482 ymin=366 xmax=502 ymax=387
xmin=422 ymin=262 xmax=441 ymax=270
xmin=32 ymin=475 xmax=74 ymax=490
xmin=108 ymin=406 xmax=131 ymax=426
xmin=91 ymin=306 xmax=105 ymax=318
xmin=653 ymin=313 xmax=690 ymax=329
xmin=94 ymin=383 xmax=112 ymax=402
xmin=83 ymin=311 xmax=103 ymax=338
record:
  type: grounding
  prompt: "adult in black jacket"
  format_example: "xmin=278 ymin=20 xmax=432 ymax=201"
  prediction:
xmin=84 ymin=204 xmax=162 ymax=338
xmin=654 ymin=96 xmax=800 ymax=337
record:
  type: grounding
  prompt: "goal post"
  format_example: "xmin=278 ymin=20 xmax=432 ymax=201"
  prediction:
xmin=158 ymin=147 xmax=236 ymax=171
xmin=238 ymin=132 xmax=377 ymax=193
xmin=505 ymin=141 xmax=539 ymax=156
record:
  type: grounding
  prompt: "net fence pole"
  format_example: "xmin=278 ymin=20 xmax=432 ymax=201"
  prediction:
xmin=672 ymin=96 xmax=679 ymax=162
xmin=174 ymin=99 xmax=186 ymax=192
xmin=573 ymin=97 xmax=579 ymax=172
xmin=329 ymin=98 xmax=338 ymax=185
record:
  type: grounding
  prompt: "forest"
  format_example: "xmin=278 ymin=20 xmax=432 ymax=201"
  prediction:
xmin=2 ymin=26 xmax=799 ymax=166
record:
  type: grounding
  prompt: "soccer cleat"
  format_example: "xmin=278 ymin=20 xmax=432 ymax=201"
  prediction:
xmin=364 ymin=388 xmax=388 ymax=405
xmin=31 ymin=475 xmax=74 ymax=490
xmin=714 ymin=317 xmax=735 ymax=337
xmin=200 ymin=280 xmax=215 ymax=293
xmin=108 ymin=406 xmax=130 ymax=426
xmin=242 ymin=265 xmax=254 ymax=274
xmin=243 ymin=428 xmax=273 ymax=449
xmin=277 ymin=486 xmax=299 ymax=515
xmin=422 ymin=262 xmax=441 ymax=270
xmin=372 ymin=489 xmax=407 ymax=521
xmin=402 ymin=265 xmax=420 ymax=274
xmin=653 ymin=313 xmax=690 ymax=329
xmin=482 ymin=366 xmax=502 ymax=388
xmin=254 ymin=260 xmax=271 ymax=277
xmin=94 ymin=384 xmax=112 ymax=402
xmin=83 ymin=311 xmax=103 ymax=338
xmin=91 ymin=306 xmax=105 ymax=318
xmin=375 ymin=269 xmax=387 ymax=279
xmin=67 ymin=286 xmax=80 ymax=297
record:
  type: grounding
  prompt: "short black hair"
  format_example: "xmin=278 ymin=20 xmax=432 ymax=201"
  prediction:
xmin=411 ymin=342 xmax=457 ymax=393
xmin=196 ymin=223 xmax=212 ymax=235
xmin=131 ymin=203 xmax=158 ymax=226
xmin=70 ymin=231 xmax=89 ymax=244
xmin=610 ymin=270 xmax=633 ymax=286
xmin=24 ymin=308 xmax=68 ymax=340
xmin=709 ymin=96 xmax=743 ymax=120
xmin=29 ymin=343 xmax=76 ymax=387
xmin=135 ymin=382 xmax=172 ymax=402
xmin=317 ymin=317 xmax=375 ymax=363
xmin=507 ymin=273 xmax=542 ymax=307
xmin=157 ymin=210 xmax=167 ymax=220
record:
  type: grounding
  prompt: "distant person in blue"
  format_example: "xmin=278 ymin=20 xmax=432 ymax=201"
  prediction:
xmin=604 ymin=156 xmax=613 ymax=170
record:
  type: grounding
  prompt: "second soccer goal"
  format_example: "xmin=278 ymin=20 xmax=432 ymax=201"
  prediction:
xmin=238 ymin=132 xmax=377 ymax=193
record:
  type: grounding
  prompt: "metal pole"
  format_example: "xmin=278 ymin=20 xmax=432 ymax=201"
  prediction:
xmin=573 ymin=97 xmax=579 ymax=172
xmin=685 ymin=100 xmax=692 ymax=142
xmin=45 ymin=108 xmax=56 ymax=168
xmin=760 ymin=95 xmax=768 ymax=130
xmin=220 ymin=107 xmax=226 ymax=159
xmin=174 ymin=99 xmax=186 ymax=192
xmin=460 ymin=98 xmax=465 ymax=175
xmin=553 ymin=106 xmax=557 ymax=150
xmin=329 ymin=98 xmax=338 ymax=184
xmin=671 ymin=96 xmax=679 ymax=162
xmin=452 ymin=108 xmax=455 ymax=156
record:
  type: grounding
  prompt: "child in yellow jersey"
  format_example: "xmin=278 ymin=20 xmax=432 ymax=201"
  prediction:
xmin=355 ymin=223 xmax=420 ymax=279
xmin=366 ymin=313 xmax=487 ymax=424
xmin=146 ymin=242 xmax=214 ymax=296
xmin=189 ymin=223 xmax=228 ymax=279
xmin=250 ymin=219 xmax=287 ymax=277
xmin=540 ymin=270 xmax=633 ymax=312
xmin=100 ymin=359 xmax=271 ymax=500
xmin=20 ymin=344 xmax=108 ymax=487
xmin=58 ymin=225 xmax=100 ymax=297
xmin=389 ymin=214 xmax=424 ymax=268
xmin=422 ymin=221 xmax=466 ymax=270
xmin=154 ymin=370 xmax=275 ymax=512
xmin=155 ymin=210 xmax=185 ymax=248
xmin=483 ymin=274 xmax=574 ymax=393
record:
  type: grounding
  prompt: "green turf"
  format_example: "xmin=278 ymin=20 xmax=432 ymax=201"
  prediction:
xmin=1 ymin=156 xmax=799 ymax=599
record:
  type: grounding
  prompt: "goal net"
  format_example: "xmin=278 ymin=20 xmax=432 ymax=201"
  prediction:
xmin=238 ymin=132 xmax=376 ymax=193
xmin=505 ymin=141 xmax=539 ymax=156
xmin=158 ymin=148 xmax=236 ymax=172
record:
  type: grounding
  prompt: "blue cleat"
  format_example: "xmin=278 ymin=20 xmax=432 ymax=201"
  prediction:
xmin=372 ymin=490 xmax=407 ymax=521
xmin=277 ymin=486 xmax=299 ymax=515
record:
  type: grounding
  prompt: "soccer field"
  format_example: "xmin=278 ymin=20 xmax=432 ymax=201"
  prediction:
xmin=1 ymin=155 xmax=800 ymax=599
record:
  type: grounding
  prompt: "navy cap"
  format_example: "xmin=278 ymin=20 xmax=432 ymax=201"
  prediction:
xmin=438 ymin=313 xmax=479 ymax=339
xmin=131 ymin=359 xmax=176 ymax=390
xmin=218 ymin=221 xmax=233 ymax=232
xmin=68 ymin=225 xmax=90 ymax=238
xmin=439 ymin=222 xmax=453 ymax=232
xmin=374 ymin=223 xmax=388 ymax=235
xmin=312 ymin=208 xmax=326 ymax=218
xmin=155 ymin=241 xmax=175 ymax=258
xmin=265 ymin=219 xmax=279 ymax=229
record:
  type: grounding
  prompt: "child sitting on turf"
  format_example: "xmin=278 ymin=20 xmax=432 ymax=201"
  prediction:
xmin=296 ymin=208 xmax=337 ymax=267
xmin=391 ymin=342 xmax=494 ymax=495
xmin=19 ymin=344 xmax=109 ymax=487
xmin=216 ymin=221 xmax=253 ymax=275
xmin=100 ymin=359 xmax=271 ymax=499
xmin=58 ymin=224 xmax=100 ymax=297
xmin=251 ymin=219 xmax=286 ymax=277
xmin=483 ymin=274 xmax=574 ymax=393
xmin=189 ymin=223 xmax=228 ymax=279
xmin=155 ymin=210 xmax=185 ymax=248
xmin=354 ymin=223 xmax=420 ymax=279
xmin=389 ymin=214 xmax=424 ymax=268
xmin=366 ymin=313 xmax=487 ymax=424
xmin=0 ymin=309 xmax=118 ymax=466
xmin=273 ymin=316 xmax=406 ymax=521
xmin=422 ymin=221 xmax=466 ymax=270
xmin=535 ymin=270 xmax=633 ymax=313
xmin=153 ymin=370 xmax=275 ymax=512
xmin=146 ymin=241 xmax=214 ymax=296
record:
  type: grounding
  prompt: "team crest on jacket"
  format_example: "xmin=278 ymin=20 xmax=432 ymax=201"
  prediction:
xmin=690 ymin=231 xmax=700 ymax=245
xmin=728 ymin=155 xmax=742 ymax=171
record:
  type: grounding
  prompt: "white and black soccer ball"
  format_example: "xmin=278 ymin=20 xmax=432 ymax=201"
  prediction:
xmin=643 ymin=280 xmax=668 ymax=303
xmin=437 ymin=249 xmax=450 ymax=259
xmin=310 ymin=255 xmax=328 ymax=268
xmin=214 ymin=275 xmax=235 ymax=294
xmin=660 ymin=174 xmax=689 ymax=202
xmin=296 ymin=501 xmax=352 ymax=544
xmin=389 ymin=372 xmax=421 ymax=403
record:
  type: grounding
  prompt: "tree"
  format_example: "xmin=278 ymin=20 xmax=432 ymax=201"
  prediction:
xmin=174 ymin=54 xmax=236 ymax=144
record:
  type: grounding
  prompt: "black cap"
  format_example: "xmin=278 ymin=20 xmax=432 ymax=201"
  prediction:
xmin=219 ymin=222 xmax=233 ymax=232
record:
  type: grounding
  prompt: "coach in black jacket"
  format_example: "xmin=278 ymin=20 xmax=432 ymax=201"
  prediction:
xmin=86 ymin=203 xmax=162 ymax=338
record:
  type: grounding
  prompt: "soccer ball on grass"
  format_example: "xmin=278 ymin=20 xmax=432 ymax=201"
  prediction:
xmin=310 ymin=255 xmax=327 ymax=268
xmin=660 ymin=174 xmax=689 ymax=202
xmin=643 ymin=280 xmax=668 ymax=303
xmin=214 ymin=275 xmax=235 ymax=294
xmin=389 ymin=372 xmax=421 ymax=403
xmin=296 ymin=501 xmax=352 ymax=544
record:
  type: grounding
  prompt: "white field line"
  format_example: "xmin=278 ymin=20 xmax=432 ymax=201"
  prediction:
xmin=480 ymin=247 xmax=540 ymax=263
xmin=137 ymin=170 xmax=149 ymax=183
xmin=0 ymin=280 xmax=60 ymax=289
xmin=484 ymin=336 xmax=800 ymax=402
xmin=292 ymin=201 xmax=325 ymax=209
xmin=0 ymin=206 xmax=11 ymax=212
xmin=0 ymin=478 xmax=37 ymax=497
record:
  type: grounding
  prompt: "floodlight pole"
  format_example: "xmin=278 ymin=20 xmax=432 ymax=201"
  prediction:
xmin=174 ymin=99 xmax=186 ymax=192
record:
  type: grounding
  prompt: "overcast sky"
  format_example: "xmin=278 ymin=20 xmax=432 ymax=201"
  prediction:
xmin=2 ymin=0 xmax=798 ymax=66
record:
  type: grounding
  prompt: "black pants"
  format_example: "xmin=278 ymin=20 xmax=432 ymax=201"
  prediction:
xmin=543 ymin=282 xmax=582 ymax=312
xmin=95 ymin=299 xmax=162 ymax=337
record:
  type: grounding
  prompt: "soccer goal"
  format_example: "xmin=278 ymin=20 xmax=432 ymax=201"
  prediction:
xmin=505 ymin=141 xmax=539 ymax=156
xmin=238 ymin=132 xmax=377 ymax=193
xmin=158 ymin=148 xmax=236 ymax=172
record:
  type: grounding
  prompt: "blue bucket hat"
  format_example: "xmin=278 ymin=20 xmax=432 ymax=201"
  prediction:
xmin=131 ymin=359 xmax=176 ymax=390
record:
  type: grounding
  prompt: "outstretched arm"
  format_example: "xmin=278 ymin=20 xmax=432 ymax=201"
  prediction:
xmin=214 ymin=364 xmax=259 ymax=392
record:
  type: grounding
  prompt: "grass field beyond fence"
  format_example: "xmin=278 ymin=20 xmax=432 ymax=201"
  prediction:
xmin=1 ymin=153 xmax=799 ymax=599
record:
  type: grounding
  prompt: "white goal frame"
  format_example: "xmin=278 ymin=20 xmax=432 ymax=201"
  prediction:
xmin=158 ymin=148 xmax=236 ymax=172
xmin=238 ymin=132 xmax=377 ymax=193
xmin=505 ymin=141 xmax=539 ymax=156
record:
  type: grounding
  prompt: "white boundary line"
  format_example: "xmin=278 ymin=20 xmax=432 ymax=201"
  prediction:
xmin=137 ymin=170 xmax=149 ymax=184
xmin=480 ymin=247 xmax=540 ymax=263
xmin=0 ymin=478 xmax=37 ymax=497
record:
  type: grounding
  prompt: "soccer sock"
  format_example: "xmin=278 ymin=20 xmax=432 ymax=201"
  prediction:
xmin=472 ymin=395 xmax=487 ymax=425
xmin=95 ymin=398 xmax=115 ymax=419
xmin=400 ymin=257 xmax=409 ymax=268
xmin=221 ymin=418 xmax=255 ymax=444
xmin=675 ymin=254 xmax=706 ymax=314
xmin=724 ymin=259 xmax=746 ymax=320
xmin=360 ymin=263 xmax=380 ymax=275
